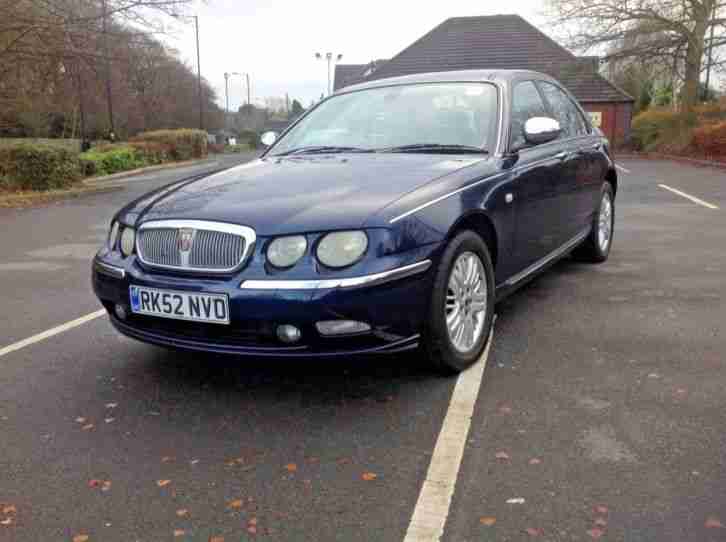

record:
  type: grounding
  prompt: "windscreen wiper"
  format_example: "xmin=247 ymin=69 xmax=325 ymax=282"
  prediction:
xmin=274 ymin=145 xmax=374 ymax=156
xmin=379 ymin=143 xmax=488 ymax=154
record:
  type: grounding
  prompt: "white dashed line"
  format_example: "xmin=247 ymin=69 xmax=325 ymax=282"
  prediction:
xmin=0 ymin=309 xmax=106 ymax=359
xmin=403 ymin=324 xmax=494 ymax=542
xmin=658 ymin=184 xmax=720 ymax=210
xmin=615 ymin=164 xmax=631 ymax=174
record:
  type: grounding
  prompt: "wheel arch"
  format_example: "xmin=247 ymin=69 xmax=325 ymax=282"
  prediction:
xmin=605 ymin=167 xmax=618 ymax=196
xmin=446 ymin=211 xmax=499 ymax=269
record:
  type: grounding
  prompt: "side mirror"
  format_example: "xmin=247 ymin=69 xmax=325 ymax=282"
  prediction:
xmin=260 ymin=131 xmax=278 ymax=147
xmin=523 ymin=117 xmax=561 ymax=146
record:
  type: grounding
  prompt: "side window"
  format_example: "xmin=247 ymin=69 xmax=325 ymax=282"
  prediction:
xmin=538 ymin=81 xmax=588 ymax=138
xmin=510 ymin=81 xmax=547 ymax=149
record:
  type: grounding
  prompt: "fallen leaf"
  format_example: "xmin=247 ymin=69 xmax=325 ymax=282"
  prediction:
xmin=105 ymin=403 xmax=118 ymax=409
xmin=498 ymin=405 xmax=512 ymax=414
xmin=2 ymin=505 xmax=16 ymax=515
xmin=525 ymin=527 xmax=543 ymax=536
xmin=1 ymin=518 xmax=13 ymax=526
xmin=248 ymin=517 xmax=258 ymax=526
xmin=157 ymin=479 xmax=171 ymax=487
xmin=285 ymin=463 xmax=297 ymax=472
xmin=75 ymin=417 xmax=86 ymax=423
xmin=247 ymin=525 xmax=257 ymax=535
xmin=506 ymin=497 xmax=525 ymax=504
xmin=72 ymin=535 xmax=89 ymax=542
xmin=81 ymin=423 xmax=94 ymax=431
xmin=209 ymin=537 xmax=224 ymax=542
xmin=173 ymin=529 xmax=185 ymax=537
xmin=361 ymin=472 xmax=377 ymax=481
xmin=101 ymin=481 xmax=112 ymax=492
xmin=162 ymin=456 xmax=175 ymax=463
xmin=675 ymin=388 xmax=687 ymax=395
xmin=594 ymin=517 xmax=607 ymax=527
xmin=88 ymin=479 xmax=102 ymax=488
xmin=495 ymin=451 xmax=510 ymax=461
xmin=176 ymin=509 xmax=188 ymax=517
xmin=529 ymin=458 xmax=542 ymax=465
xmin=480 ymin=516 xmax=497 ymax=526
xmin=705 ymin=517 xmax=724 ymax=529
xmin=594 ymin=505 xmax=609 ymax=515
xmin=190 ymin=459 xmax=199 ymax=465
xmin=228 ymin=499 xmax=243 ymax=509
xmin=337 ymin=457 xmax=352 ymax=465
xmin=104 ymin=417 xmax=115 ymax=424
xmin=587 ymin=528 xmax=605 ymax=539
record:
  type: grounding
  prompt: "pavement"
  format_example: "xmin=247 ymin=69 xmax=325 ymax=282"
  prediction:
xmin=0 ymin=155 xmax=725 ymax=542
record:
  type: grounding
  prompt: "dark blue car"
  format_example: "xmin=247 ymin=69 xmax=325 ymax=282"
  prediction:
xmin=92 ymin=70 xmax=616 ymax=373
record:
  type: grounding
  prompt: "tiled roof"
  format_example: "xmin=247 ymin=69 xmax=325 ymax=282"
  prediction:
xmin=333 ymin=64 xmax=367 ymax=92
xmin=362 ymin=15 xmax=632 ymax=103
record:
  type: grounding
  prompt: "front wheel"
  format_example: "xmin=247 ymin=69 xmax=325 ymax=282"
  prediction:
xmin=574 ymin=183 xmax=614 ymax=263
xmin=422 ymin=230 xmax=495 ymax=375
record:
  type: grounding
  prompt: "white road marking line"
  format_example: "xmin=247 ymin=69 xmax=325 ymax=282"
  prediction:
xmin=615 ymin=164 xmax=631 ymax=174
xmin=0 ymin=309 xmax=106 ymax=359
xmin=404 ymin=324 xmax=495 ymax=542
xmin=658 ymin=184 xmax=720 ymax=210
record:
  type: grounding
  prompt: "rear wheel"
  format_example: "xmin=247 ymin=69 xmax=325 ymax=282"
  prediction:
xmin=574 ymin=183 xmax=614 ymax=263
xmin=422 ymin=230 xmax=495 ymax=374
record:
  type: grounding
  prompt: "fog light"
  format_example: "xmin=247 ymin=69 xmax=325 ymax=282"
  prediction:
xmin=276 ymin=324 xmax=302 ymax=344
xmin=114 ymin=303 xmax=128 ymax=320
xmin=316 ymin=320 xmax=371 ymax=336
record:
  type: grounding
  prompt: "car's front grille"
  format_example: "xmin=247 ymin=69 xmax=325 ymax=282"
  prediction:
xmin=136 ymin=220 xmax=255 ymax=273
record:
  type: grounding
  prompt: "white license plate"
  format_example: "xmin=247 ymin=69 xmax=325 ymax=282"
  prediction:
xmin=129 ymin=286 xmax=230 ymax=324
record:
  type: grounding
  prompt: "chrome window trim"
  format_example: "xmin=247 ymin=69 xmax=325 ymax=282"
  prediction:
xmin=94 ymin=259 xmax=125 ymax=280
xmin=240 ymin=259 xmax=431 ymax=290
xmin=136 ymin=220 xmax=256 ymax=274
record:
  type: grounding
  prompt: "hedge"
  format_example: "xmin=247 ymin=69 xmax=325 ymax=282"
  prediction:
xmin=130 ymin=129 xmax=207 ymax=160
xmin=692 ymin=121 xmax=726 ymax=159
xmin=79 ymin=144 xmax=146 ymax=176
xmin=0 ymin=144 xmax=81 ymax=191
xmin=631 ymin=109 xmax=696 ymax=152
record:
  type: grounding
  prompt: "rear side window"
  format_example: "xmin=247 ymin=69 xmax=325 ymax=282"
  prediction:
xmin=538 ymin=81 xmax=588 ymax=138
xmin=510 ymin=81 xmax=548 ymax=149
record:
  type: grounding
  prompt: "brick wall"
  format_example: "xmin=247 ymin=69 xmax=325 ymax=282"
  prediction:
xmin=581 ymin=102 xmax=633 ymax=147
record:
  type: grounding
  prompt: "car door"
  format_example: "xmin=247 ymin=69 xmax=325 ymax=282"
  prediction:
xmin=507 ymin=80 xmax=571 ymax=273
xmin=537 ymin=81 xmax=593 ymax=238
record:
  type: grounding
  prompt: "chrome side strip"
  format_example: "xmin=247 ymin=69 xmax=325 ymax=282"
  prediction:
xmin=240 ymin=260 xmax=431 ymax=290
xmin=94 ymin=259 xmax=126 ymax=279
xmin=503 ymin=228 xmax=590 ymax=287
xmin=389 ymin=174 xmax=507 ymax=224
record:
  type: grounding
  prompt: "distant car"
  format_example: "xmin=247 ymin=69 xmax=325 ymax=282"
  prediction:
xmin=92 ymin=70 xmax=616 ymax=373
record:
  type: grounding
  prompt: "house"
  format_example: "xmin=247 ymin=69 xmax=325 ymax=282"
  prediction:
xmin=333 ymin=15 xmax=634 ymax=144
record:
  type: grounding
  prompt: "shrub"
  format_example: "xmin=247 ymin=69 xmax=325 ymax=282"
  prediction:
xmin=207 ymin=143 xmax=225 ymax=154
xmin=79 ymin=144 xmax=146 ymax=176
xmin=0 ymin=144 xmax=81 ymax=190
xmin=237 ymin=130 xmax=261 ymax=149
xmin=224 ymin=143 xmax=251 ymax=153
xmin=131 ymin=129 xmax=207 ymax=160
xmin=129 ymin=141 xmax=172 ymax=165
xmin=692 ymin=121 xmax=726 ymax=159
xmin=631 ymin=108 xmax=696 ymax=152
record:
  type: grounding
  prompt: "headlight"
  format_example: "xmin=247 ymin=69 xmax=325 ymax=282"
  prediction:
xmin=267 ymin=235 xmax=307 ymax=268
xmin=108 ymin=221 xmax=119 ymax=249
xmin=120 ymin=227 xmax=136 ymax=257
xmin=316 ymin=231 xmax=368 ymax=268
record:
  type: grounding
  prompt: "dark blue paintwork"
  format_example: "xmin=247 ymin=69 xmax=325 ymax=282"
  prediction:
xmin=93 ymin=69 xmax=616 ymax=357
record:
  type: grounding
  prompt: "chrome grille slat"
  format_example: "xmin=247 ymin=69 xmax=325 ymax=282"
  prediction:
xmin=137 ymin=220 xmax=255 ymax=273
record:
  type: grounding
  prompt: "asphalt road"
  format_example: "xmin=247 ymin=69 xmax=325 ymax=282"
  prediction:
xmin=0 ymin=156 xmax=725 ymax=542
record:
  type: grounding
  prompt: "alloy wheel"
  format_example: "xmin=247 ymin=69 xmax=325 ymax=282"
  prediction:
xmin=445 ymin=251 xmax=488 ymax=353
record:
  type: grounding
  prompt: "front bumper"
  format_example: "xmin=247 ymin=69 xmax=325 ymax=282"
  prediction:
xmin=92 ymin=249 xmax=438 ymax=357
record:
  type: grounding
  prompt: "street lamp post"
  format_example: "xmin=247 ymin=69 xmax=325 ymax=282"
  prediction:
xmin=224 ymin=71 xmax=242 ymax=114
xmin=174 ymin=14 xmax=204 ymax=130
xmin=315 ymin=52 xmax=343 ymax=96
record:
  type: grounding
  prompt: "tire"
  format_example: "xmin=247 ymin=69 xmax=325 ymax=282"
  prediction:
xmin=422 ymin=230 xmax=495 ymax=375
xmin=574 ymin=182 xmax=614 ymax=263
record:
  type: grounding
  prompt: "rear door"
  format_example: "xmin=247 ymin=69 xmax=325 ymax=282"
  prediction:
xmin=507 ymin=80 xmax=571 ymax=272
xmin=537 ymin=81 xmax=596 ymax=238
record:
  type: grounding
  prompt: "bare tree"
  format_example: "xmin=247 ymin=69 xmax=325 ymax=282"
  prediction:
xmin=546 ymin=0 xmax=726 ymax=110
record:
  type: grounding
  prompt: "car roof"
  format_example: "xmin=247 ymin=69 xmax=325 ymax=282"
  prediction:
xmin=335 ymin=69 xmax=559 ymax=94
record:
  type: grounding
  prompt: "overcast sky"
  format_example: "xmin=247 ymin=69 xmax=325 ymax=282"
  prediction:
xmin=167 ymin=0 xmax=549 ymax=111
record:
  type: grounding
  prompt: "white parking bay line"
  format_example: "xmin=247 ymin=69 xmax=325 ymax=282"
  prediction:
xmin=615 ymin=164 xmax=631 ymax=174
xmin=0 ymin=309 xmax=106 ymax=359
xmin=658 ymin=184 xmax=720 ymax=210
xmin=403 ymin=324 xmax=494 ymax=542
